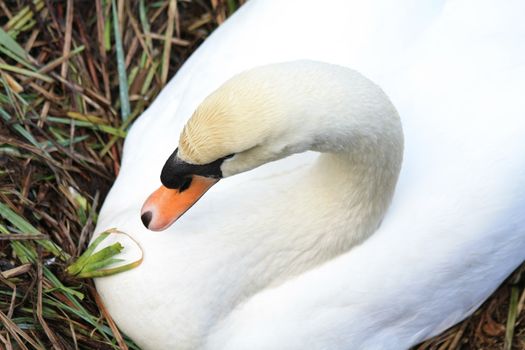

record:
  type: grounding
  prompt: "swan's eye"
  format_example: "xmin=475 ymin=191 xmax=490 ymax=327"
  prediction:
xmin=224 ymin=154 xmax=235 ymax=159
xmin=179 ymin=176 xmax=192 ymax=192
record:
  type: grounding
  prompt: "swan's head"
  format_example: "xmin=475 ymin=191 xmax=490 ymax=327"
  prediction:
xmin=141 ymin=66 xmax=292 ymax=231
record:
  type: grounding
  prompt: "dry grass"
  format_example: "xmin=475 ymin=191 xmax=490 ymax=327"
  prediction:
xmin=0 ymin=1 xmax=523 ymax=349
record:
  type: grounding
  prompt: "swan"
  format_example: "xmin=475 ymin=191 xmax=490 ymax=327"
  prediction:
xmin=92 ymin=0 xmax=525 ymax=349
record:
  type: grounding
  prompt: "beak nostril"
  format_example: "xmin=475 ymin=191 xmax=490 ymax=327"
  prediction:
xmin=179 ymin=176 xmax=192 ymax=193
xmin=141 ymin=211 xmax=153 ymax=228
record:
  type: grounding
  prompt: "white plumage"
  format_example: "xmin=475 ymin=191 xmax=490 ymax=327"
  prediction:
xmin=93 ymin=0 xmax=525 ymax=349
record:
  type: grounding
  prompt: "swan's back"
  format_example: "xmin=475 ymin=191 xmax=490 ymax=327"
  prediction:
xmin=95 ymin=0 xmax=525 ymax=349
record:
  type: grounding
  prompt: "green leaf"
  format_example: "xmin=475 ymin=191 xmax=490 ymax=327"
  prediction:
xmin=82 ymin=258 xmax=124 ymax=273
xmin=75 ymin=258 xmax=142 ymax=278
xmin=67 ymin=230 xmax=114 ymax=275
xmin=85 ymin=243 xmax=124 ymax=265
xmin=67 ymin=229 xmax=143 ymax=279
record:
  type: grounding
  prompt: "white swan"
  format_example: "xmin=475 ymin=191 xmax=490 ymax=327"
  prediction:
xmin=93 ymin=0 xmax=525 ymax=349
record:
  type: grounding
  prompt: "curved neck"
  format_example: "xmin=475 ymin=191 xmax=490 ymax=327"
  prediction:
xmin=216 ymin=62 xmax=405 ymax=288
xmin=178 ymin=61 xmax=404 ymax=271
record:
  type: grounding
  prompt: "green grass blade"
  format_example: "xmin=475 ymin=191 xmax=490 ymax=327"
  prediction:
xmin=0 ymin=202 xmax=68 ymax=260
xmin=0 ymin=63 xmax=54 ymax=83
xmin=111 ymin=0 xmax=130 ymax=121
xmin=0 ymin=46 xmax=33 ymax=69
xmin=504 ymin=286 xmax=519 ymax=350
xmin=139 ymin=0 xmax=153 ymax=51
xmin=47 ymin=116 xmax=127 ymax=137
xmin=0 ymin=27 xmax=27 ymax=59
xmin=67 ymin=230 xmax=113 ymax=275
xmin=0 ymin=223 xmax=35 ymax=263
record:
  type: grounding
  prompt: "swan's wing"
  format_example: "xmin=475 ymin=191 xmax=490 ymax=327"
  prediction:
xmin=204 ymin=1 xmax=525 ymax=349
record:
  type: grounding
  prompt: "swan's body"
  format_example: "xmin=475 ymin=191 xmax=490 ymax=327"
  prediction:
xmin=93 ymin=0 xmax=525 ymax=349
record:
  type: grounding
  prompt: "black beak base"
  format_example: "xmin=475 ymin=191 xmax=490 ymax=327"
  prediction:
xmin=160 ymin=148 xmax=230 ymax=189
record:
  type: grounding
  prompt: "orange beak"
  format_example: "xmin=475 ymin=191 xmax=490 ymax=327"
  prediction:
xmin=141 ymin=175 xmax=219 ymax=231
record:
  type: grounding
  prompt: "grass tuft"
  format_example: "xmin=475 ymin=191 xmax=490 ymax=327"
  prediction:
xmin=1 ymin=1 xmax=243 ymax=348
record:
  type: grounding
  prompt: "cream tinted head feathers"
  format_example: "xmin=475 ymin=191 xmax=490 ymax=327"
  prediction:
xmin=177 ymin=67 xmax=286 ymax=166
